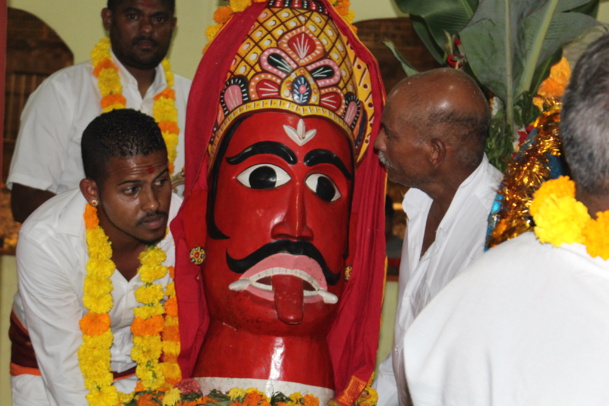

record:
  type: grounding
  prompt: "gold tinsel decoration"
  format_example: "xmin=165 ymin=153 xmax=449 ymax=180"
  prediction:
xmin=486 ymin=99 xmax=563 ymax=248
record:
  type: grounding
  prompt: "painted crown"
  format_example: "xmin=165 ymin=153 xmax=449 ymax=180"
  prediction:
xmin=209 ymin=1 xmax=377 ymax=164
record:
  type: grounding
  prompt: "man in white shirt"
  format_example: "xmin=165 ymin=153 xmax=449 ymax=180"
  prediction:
xmin=7 ymin=0 xmax=190 ymax=223
xmin=373 ymin=68 xmax=502 ymax=405
xmin=404 ymin=33 xmax=609 ymax=406
xmin=10 ymin=109 xmax=182 ymax=405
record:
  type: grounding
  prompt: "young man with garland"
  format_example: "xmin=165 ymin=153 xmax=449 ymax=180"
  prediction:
xmin=9 ymin=109 xmax=182 ymax=405
xmin=7 ymin=0 xmax=190 ymax=223
xmin=403 ymin=34 xmax=609 ymax=405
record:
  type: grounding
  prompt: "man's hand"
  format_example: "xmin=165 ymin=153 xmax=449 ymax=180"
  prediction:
xmin=11 ymin=183 xmax=56 ymax=223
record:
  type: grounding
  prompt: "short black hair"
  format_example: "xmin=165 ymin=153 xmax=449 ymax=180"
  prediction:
xmin=107 ymin=0 xmax=175 ymax=13
xmin=81 ymin=109 xmax=167 ymax=184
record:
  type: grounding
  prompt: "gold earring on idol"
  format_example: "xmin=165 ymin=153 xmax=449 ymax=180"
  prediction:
xmin=90 ymin=199 xmax=98 ymax=207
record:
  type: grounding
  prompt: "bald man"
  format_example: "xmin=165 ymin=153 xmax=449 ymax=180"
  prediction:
xmin=373 ymin=68 xmax=502 ymax=405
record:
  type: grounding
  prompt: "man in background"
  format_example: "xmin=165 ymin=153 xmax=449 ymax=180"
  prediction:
xmin=373 ymin=68 xmax=502 ymax=405
xmin=7 ymin=0 xmax=190 ymax=223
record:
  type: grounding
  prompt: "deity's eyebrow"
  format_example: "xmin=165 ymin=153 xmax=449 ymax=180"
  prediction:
xmin=304 ymin=149 xmax=353 ymax=180
xmin=226 ymin=141 xmax=297 ymax=165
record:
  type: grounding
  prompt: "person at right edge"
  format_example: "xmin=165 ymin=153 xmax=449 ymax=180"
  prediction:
xmin=404 ymin=33 xmax=609 ymax=406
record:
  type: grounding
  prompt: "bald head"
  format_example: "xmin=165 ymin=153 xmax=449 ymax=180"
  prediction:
xmin=387 ymin=68 xmax=490 ymax=168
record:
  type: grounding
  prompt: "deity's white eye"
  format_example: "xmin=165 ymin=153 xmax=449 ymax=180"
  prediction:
xmin=306 ymin=173 xmax=341 ymax=202
xmin=236 ymin=164 xmax=291 ymax=189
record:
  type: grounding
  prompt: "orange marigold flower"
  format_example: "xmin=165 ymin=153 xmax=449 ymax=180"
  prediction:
xmin=214 ymin=6 xmax=234 ymax=24
xmin=304 ymin=394 xmax=319 ymax=406
xmin=137 ymin=393 xmax=157 ymax=406
xmin=168 ymin=266 xmax=175 ymax=279
xmin=244 ymin=392 xmax=266 ymax=406
xmin=131 ymin=314 xmax=165 ymax=336
xmin=164 ymin=296 xmax=179 ymax=317
xmin=101 ymin=94 xmax=127 ymax=109
xmin=154 ymin=88 xmax=176 ymax=101
xmin=79 ymin=312 xmax=111 ymax=336
xmin=583 ymin=211 xmax=609 ymax=260
xmin=162 ymin=324 xmax=181 ymax=342
xmin=158 ymin=121 xmax=180 ymax=134
xmin=93 ymin=58 xmax=118 ymax=77
xmin=84 ymin=205 xmax=99 ymax=229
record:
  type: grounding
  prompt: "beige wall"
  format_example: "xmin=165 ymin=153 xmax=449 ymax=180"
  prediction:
xmin=6 ymin=0 xmax=404 ymax=80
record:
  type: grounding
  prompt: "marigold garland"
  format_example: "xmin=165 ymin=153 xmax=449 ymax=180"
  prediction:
xmin=531 ymin=176 xmax=609 ymax=260
xmin=90 ymin=38 xmax=179 ymax=175
xmin=78 ymin=204 xmax=181 ymax=405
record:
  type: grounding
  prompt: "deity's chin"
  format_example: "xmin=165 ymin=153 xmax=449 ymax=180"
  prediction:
xmin=195 ymin=377 xmax=335 ymax=404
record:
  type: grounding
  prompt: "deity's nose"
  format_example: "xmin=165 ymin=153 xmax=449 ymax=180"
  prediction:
xmin=271 ymin=187 xmax=314 ymax=241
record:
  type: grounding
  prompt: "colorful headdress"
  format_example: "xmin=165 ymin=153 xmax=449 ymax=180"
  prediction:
xmin=208 ymin=2 xmax=376 ymax=165
xmin=172 ymin=1 xmax=386 ymax=404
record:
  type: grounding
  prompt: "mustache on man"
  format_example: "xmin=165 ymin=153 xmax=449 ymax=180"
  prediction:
xmin=226 ymin=239 xmax=341 ymax=286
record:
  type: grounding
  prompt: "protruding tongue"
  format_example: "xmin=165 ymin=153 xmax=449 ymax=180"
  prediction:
xmin=272 ymin=274 xmax=304 ymax=325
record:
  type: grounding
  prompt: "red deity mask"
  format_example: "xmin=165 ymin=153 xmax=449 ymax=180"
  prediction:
xmin=203 ymin=111 xmax=354 ymax=334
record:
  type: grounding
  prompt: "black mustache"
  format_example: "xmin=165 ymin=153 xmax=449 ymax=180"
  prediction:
xmin=136 ymin=211 xmax=167 ymax=226
xmin=133 ymin=36 xmax=158 ymax=47
xmin=226 ymin=239 xmax=340 ymax=286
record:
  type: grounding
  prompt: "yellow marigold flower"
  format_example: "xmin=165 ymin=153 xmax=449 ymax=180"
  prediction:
xmin=230 ymin=0 xmax=251 ymax=12
xmin=119 ymin=391 xmax=135 ymax=404
xmin=290 ymin=392 xmax=304 ymax=403
xmin=530 ymin=176 xmax=575 ymax=216
xmin=583 ymin=211 xmax=609 ymax=259
xmin=162 ymin=387 xmax=182 ymax=406
xmin=162 ymin=340 xmax=181 ymax=357
xmin=134 ymin=302 xmax=165 ymax=319
xmin=343 ymin=9 xmax=355 ymax=24
xmin=162 ymin=59 xmax=174 ymax=87
xmin=206 ymin=23 xmax=223 ymax=43
xmin=85 ymin=385 xmax=119 ymax=406
xmin=229 ymin=387 xmax=248 ymax=399
xmin=161 ymin=362 xmax=182 ymax=383
xmin=135 ymin=284 xmax=166 ymax=305
xmin=534 ymin=195 xmax=589 ymax=246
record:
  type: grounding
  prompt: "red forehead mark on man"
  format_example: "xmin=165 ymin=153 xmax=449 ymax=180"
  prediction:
xmin=147 ymin=165 xmax=155 ymax=174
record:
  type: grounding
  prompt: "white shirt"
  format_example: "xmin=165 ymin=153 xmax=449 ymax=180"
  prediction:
xmin=11 ymin=189 xmax=181 ymax=406
xmin=7 ymin=52 xmax=191 ymax=194
xmin=375 ymin=155 xmax=502 ymax=405
xmin=404 ymin=231 xmax=609 ymax=406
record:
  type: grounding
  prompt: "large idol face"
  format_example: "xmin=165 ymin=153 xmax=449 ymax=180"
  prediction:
xmin=204 ymin=111 xmax=355 ymax=336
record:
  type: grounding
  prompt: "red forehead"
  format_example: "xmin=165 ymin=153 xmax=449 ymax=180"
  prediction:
xmin=226 ymin=112 xmax=351 ymax=153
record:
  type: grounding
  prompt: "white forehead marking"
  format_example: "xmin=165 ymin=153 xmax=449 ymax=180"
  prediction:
xmin=283 ymin=119 xmax=317 ymax=146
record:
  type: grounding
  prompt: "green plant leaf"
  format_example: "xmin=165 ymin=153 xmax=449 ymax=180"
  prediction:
xmin=395 ymin=0 xmax=478 ymax=63
xmin=383 ymin=40 xmax=420 ymax=77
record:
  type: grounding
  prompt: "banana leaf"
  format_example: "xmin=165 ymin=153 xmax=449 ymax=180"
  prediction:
xmin=394 ymin=0 xmax=478 ymax=63
xmin=392 ymin=0 xmax=600 ymax=168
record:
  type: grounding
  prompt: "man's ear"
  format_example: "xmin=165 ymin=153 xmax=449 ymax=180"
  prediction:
xmin=80 ymin=178 xmax=100 ymax=206
xmin=101 ymin=8 xmax=112 ymax=31
xmin=429 ymin=138 xmax=446 ymax=168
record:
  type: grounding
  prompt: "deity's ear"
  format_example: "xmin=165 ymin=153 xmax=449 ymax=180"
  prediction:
xmin=80 ymin=178 xmax=99 ymax=206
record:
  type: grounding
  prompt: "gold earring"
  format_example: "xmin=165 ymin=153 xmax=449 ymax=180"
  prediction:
xmin=90 ymin=199 xmax=98 ymax=207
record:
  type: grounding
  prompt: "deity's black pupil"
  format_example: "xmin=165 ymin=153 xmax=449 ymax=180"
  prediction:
xmin=250 ymin=166 xmax=277 ymax=189
xmin=316 ymin=177 xmax=335 ymax=202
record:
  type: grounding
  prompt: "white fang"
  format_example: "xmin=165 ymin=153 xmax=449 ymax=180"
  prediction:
xmin=283 ymin=119 xmax=317 ymax=145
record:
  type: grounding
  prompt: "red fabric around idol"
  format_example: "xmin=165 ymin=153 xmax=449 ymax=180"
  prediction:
xmin=172 ymin=2 xmax=386 ymax=403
